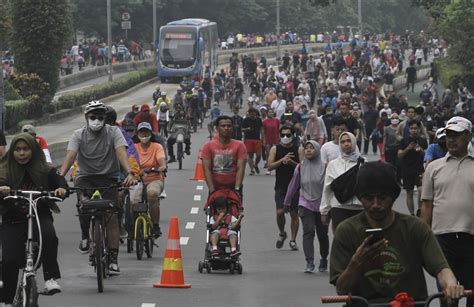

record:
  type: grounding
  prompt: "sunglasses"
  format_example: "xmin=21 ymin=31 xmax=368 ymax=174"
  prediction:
xmin=280 ymin=133 xmax=293 ymax=137
xmin=88 ymin=115 xmax=105 ymax=121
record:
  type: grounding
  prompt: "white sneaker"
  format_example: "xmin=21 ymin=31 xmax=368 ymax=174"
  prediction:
xmin=159 ymin=190 xmax=167 ymax=199
xmin=44 ymin=279 xmax=61 ymax=295
xmin=108 ymin=263 xmax=121 ymax=276
xmin=265 ymin=171 xmax=271 ymax=175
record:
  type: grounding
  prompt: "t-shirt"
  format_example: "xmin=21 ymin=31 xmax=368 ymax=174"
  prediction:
xmin=330 ymin=211 xmax=449 ymax=304
xmin=399 ymin=137 xmax=428 ymax=176
xmin=383 ymin=126 xmax=399 ymax=150
xmin=271 ymin=99 xmax=287 ymax=120
xmin=262 ymin=118 xmax=280 ymax=145
xmin=201 ymin=139 xmax=247 ymax=190
xmin=320 ymin=141 xmax=340 ymax=164
xmin=424 ymin=144 xmax=446 ymax=162
xmin=36 ymin=136 xmax=49 ymax=150
xmin=406 ymin=66 xmax=417 ymax=81
xmin=67 ymin=125 xmax=127 ymax=178
xmin=242 ymin=117 xmax=263 ymax=140
xmin=280 ymin=111 xmax=302 ymax=126
xmin=210 ymin=215 xmax=237 ymax=226
xmin=134 ymin=142 xmax=165 ymax=184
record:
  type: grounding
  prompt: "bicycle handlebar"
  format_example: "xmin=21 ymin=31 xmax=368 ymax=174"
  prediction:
xmin=5 ymin=190 xmax=64 ymax=202
xmin=68 ymin=184 xmax=128 ymax=194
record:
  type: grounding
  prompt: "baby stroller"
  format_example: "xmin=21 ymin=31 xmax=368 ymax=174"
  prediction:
xmin=198 ymin=189 xmax=243 ymax=274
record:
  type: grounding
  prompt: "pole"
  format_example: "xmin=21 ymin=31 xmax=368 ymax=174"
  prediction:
xmin=107 ymin=0 xmax=113 ymax=82
xmin=276 ymin=0 xmax=281 ymax=61
xmin=358 ymin=0 xmax=362 ymax=43
xmin=0 ymin=67 xmax=5 ymax=131
xmin=153 ymin=0 xmax=157 ymax=61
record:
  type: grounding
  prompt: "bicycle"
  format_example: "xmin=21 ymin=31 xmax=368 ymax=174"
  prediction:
xmin=4 ymin=190 xmax=64 ymax=307
xmin=321 ymin=290 xmax=473 ymax=307
xmin=70 ymin=185 xmax=125 ymax=293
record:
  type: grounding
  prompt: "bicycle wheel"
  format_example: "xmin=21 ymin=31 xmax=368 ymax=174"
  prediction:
xmin=94 ymin=218 xmax=104 ymax=293
xmin=177 ymin=143 xmax=183 ymax=170
xmin=13 ymin=270 xmax=38 ymax=307
xmin=135 ymin=219 xmax=144 ymax=260
xmin=146 ymin=223 xmax=154 ymax=258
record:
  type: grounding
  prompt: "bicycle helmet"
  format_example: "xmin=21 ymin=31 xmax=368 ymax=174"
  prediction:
xmin=84 ymin=100 xmax=107 ymax=114
xmin=161 ymin=91 xmax=167 ymax=96
xmin=105 ymin=106 xmax=117 ymax=125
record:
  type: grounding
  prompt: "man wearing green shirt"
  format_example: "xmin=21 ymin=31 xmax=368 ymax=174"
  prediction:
xmin=329 ymin=161 xmax=464 ymax=305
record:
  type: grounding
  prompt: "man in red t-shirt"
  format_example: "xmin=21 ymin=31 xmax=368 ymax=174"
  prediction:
xmin=262 ymin=108 xmax=280 ymax=175
xmin=201 ymin=115 xmax=247 ymax=194
xmin=133 ymin=104 xmax=159 ymax=133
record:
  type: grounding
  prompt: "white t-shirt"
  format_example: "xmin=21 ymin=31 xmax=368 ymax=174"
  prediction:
xmin=320 ymin=141 xmax=340 ymax=164
xmin=271 ymin=99 xmax=287 ymax=120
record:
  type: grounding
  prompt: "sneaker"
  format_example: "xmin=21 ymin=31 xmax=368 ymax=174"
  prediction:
xmin=78 ymin=239 xmax=89 ymax=254
xmin=159 ymin=190 xmax=167 ymax=199
xmin=249 ymin=170 xmax=255 ymax=176
xmin=289 ymin=240 xmax=298 ymax=251
xmin=108 ymin=250 xmax=120 ymax=276
xmin=230 ymin=250 xmax=241 ymax=258
xmin=119 ymin=225 xmax=128 ymax=239
xmin=152 ymin=224 xmax=162 ymax=238
xmin=276 ymin=232 xmax=287 ymax=249
xmin=319 ymin=258 xmax=328 ymax=272
xmin=168 ymin=156 xmax=176 ymax=163
xmin=265 ymin=171 xmax=271 ymax=175
xmin=304 ymin=263 xmax=315 ymax=273
xmin=43 ymin=279 xmax=61 ymax=295
xmin=254 ymin=166 xmax=260 ymax=174
xmin=185 ymin=149 xmax=191 ymax=155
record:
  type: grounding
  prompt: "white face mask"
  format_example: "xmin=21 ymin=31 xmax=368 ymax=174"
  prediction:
xmin=139 ymin=136 xmax=151 ymax=144
xmin=281 ymin=136 xmax=293 ymax=145
xmin=391 ymin=119 xmax=400 ymax=125
xmin=88 ymin=119 xmax=104 ymax=131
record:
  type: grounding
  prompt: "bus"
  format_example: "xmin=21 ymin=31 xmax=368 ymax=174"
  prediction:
xmin=157 ymin=18 xmax=218 ymax=82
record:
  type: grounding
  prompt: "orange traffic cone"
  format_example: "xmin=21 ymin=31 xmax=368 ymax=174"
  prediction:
xmin=153 ymin=216 xmax=191 ymax=289
xmin=190 ymin=149 xmax=205 ymax=181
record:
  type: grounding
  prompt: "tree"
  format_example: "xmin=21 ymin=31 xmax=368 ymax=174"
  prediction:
xmin=10 ymin=0 xmax=73 ymax=97
xmin=0 ymin=2 xmax=12 ymax=50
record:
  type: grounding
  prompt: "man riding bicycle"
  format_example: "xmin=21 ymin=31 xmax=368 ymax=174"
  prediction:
xmin=167 ymin=104 xmax=191 ymax=163
xmin=130 ymin=122 xmax=167 ymax=238
xmin=329 ymin=161 xmax=464 ymax=306
xmin=60 ymin=100 xmax=137 ymax=275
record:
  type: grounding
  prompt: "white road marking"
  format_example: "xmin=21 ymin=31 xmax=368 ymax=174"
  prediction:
xmin=196 ymin=185 xmax=203 ymax=190
xmin=190 ymin=207 xmax=199 ymax=214
xmin=185 ymin=222 xmax=195 ymax=229
xmin=180 ymin=237 xmax=189 ymax=245
xmin=194 ymin=195 xmax=201 ymax=201
xmin=141 ymin=304 xmax=155 ymax=307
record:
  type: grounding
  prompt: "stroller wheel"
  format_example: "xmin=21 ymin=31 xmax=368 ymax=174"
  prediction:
xmin=206 ymin=264 xmax=211 ymax=274
xmin=198 ymin=261 xmax=203 ymax=274
xmin=237 ymin=263 xmax=243 ymax=275
xmin=229 ymin=263 xmax=235 ymax=275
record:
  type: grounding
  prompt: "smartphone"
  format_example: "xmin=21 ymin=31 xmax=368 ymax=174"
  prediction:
xmin=365 ymin=228 xmax=384 ymax=245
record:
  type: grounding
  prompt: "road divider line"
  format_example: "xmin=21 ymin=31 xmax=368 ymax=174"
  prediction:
xmin=185 ymin=222 xmax=195 ymax=230
xmin=196 ymin=185 xmax=203 ymax=190
xmin=141 ymin=304 xmax=155 ymax=307
xmin=190 ymin=207 xmax=199 ymax=214
xmin=180 ymin=237 xmax=189 ymax=245
xmin=194 ymin=195 xmax=201 ymax=201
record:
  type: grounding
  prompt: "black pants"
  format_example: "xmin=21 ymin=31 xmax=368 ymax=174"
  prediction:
xmin=385 ymin=148 xmax=401 ymax=182
xmin=364 ymin=127 xmax=378 ymax=154
xmin=167 ymin=137 xmax=191 ymax=158
xmin=299 ymin=207 xmax=329 ymax=264
xmin=330 ymin=207 xmax=363 ymax=232
xmin=406 ymin=80 xmax=415 ymax=92
xmin=436 ymin=233 xmax=474 ymax=307
xmin=0 ymin=212 xmax=60 ymax=304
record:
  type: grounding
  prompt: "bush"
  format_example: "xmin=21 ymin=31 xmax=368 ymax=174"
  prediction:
xmin=56 ymin=67 xmax=156 ymax=111
xmin=9 ymin=73 xmax=52 ymax=118
xmin=436 ymin=58 xmax=474 ymax=91
xmin=5 ymin=100 xmax=31 ymax=130
xmin=4 ymin=79 xmax=22 ymax=100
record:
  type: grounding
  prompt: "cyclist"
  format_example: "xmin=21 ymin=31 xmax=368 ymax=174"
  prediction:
xmin=201 ymin=115 xmax=247 ymax=195
xmin=157 ymin=102 xmax=170 ymax=138
xmin=155 ymin=91 xmax=171 ymax=110
xmin=131 ymin=122 xmax=167 ymax=238
xmin=152 ymin=86 xmax=161 ymax=104
xmin=0 ymin=133 xmax=68 ymax=303
xmin=329 ymin=161 xmax=464 ymax=306
xmin=208 ymin=102 xmax=221 ymax=139
xmin=60 ymin=100 xmax=138 ymax=275
xmin=167 ymin=104 xmax=191 ymax=163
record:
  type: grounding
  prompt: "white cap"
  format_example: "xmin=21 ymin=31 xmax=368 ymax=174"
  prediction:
xmin=435 ymin=128 xmax=446 ymax=139
xmin=445 ymin=116 xmax=472 ymax=133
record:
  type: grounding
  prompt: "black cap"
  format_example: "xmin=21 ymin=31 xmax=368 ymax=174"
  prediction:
xmin=355 ymin=161 xmax=401 ymax=201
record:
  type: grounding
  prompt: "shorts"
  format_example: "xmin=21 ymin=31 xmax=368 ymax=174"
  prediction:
xmin=384 ymin=84 xmax=394 ymax=92
xmin=402 ymin=174 xmax=422 ymax=191
xmin=244 ymin=139 xmax=262 ymax=154
xmin=130 ymin=180 xmax=164 ymax=204
xmin=275 ymin=187 xmax=298 ymax=212
xmin=211 ymin=229 xmax=237 ymax=238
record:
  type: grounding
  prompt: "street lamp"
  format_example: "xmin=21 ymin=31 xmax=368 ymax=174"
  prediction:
xmin=153 ymin=0 xmax=157 ymax=61
xmin=276 ymin=0 xmax=281 ymax=60
xmin=107 ymin=0 xmax=113 ymax=82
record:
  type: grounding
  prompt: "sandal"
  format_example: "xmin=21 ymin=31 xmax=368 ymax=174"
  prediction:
xmin=276 ymin=231 xmax=287 ymax=249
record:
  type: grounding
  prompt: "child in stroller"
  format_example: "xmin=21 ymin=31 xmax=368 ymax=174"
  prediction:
xmin=199 ymin=189 xmax=244 ymax=274
xmin=210 ymin=197 xmax=243 ymax=258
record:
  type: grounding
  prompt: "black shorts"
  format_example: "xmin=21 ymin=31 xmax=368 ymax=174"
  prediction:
xmin=402 ymin=174 xmax=422 ymax=190
xmin=274 ymin=187 xmax=298 ymax=212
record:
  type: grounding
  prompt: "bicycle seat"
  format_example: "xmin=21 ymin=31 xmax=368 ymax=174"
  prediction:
xmin=132 ymin=202 xmax=148 ymax=213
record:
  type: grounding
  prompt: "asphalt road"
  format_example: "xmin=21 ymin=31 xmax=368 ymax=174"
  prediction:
xmin=21 ymin=79 xmax=443 ymax=307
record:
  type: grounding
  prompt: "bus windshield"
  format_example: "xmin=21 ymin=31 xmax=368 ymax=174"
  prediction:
xmin=160 ymin=31 xmax=196 ymax=64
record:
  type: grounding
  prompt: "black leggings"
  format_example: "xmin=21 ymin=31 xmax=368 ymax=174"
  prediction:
xmin=0 ymin=212 xmax=60 ymax=304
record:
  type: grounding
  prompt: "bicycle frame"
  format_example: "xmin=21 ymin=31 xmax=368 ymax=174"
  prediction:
xmin=134 ymin=213 xmax=152 ymax=241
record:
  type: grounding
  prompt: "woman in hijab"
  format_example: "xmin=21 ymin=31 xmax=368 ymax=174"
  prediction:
xmin=284 ymin=141 xmax=329 ymax=273
xmin=304 ymin=109 xmax=326 ymax=146
xmin=0 ymin=133 xmax=68 ymax=304
xmin=319 ymin=132 xmax=364 ymax=232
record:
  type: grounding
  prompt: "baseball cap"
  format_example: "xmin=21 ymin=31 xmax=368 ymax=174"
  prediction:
xmin=21 ymin=124 xmax=36 ymax=134
xmin=435 ymin=128 xmax=446 ymax=139
xmin=259 ymin=106 xmax=267 ymax=111
xmin=141 ymin=104 xmax=150 ymax=112
xmin=137 ymin=122 xmax=152 ymax=131
xmin=445 ymin=116 xmax=472 ymax=133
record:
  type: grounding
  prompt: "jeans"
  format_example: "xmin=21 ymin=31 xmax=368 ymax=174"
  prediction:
xmin=299 ymin=207 xmax=329 ymax=264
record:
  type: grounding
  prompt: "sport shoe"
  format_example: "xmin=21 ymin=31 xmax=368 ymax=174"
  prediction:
xmin=119 ymin=225 xmax=128 ymax=239
xmin=44 ymin=279 xmax=61 ymax=295
xmin=304 ymin=263 xmax=315 ymax=273
xmin=168 ymin=156 xmax=176 ymax=163
xmin=289 ymin=240 xmax=298 ymax=251
xmin=254 ymin=165 xmax=260 ymax=174
xmin=276 ymin=232 xmax=287 ymax=249
xmin=78 ymin=239 xmax=89 ymax=254
xmin=152 ymin=224 xmax=162 ymax=238
xmin=230 ymin=250 xmax=241 ymax=258
xmin=319 ymin=258 xmax=328 ymax=272
xmin=265 ymin=171 xmax=271 ymax=175
xmin=159 ymin=190 xmax=167 ymax=199
xmin=108 ymin=249 xmax=120 ymax=276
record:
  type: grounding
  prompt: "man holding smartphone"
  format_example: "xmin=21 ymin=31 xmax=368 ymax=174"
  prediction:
xmin=329 ymin=161 xmax=464 ymax=306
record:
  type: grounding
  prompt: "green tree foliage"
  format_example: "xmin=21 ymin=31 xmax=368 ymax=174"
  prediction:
xmin=0 ymin=1 xmax=12 ymax=50
xmin=10 ymin=0 xmax=73 ymax=96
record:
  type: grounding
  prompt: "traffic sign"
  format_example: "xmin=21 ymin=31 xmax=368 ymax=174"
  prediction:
xmin=121 ymin=12 xmax=130 ymax=21
xmin=121 ymin=21 xmax=131 ymax=30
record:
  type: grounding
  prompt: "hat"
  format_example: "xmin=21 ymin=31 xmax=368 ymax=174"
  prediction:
xmin=137 ymin=122 xmax=152 ymax=131
xmin=141 ymin=104 xmax=150 ymax=111
xmin=21 ymin=124 xmax=36 ymax=134
xmin=259 ymin=106 xmax=267 ymax=111
xmin=435 ymin=128 xmax=446 ymax=139
xmin=355 ymin=161 xmax=401 ymax=201
xmin=445 ymin=116 xmax=472 ymax=133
